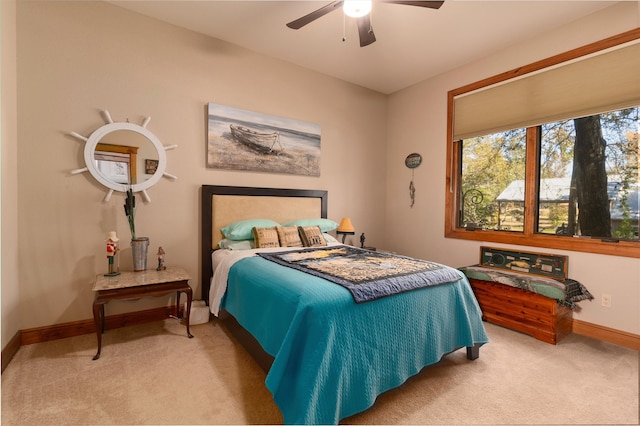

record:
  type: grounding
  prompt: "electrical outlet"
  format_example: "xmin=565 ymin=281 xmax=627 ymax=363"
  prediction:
xmin=601 ymin=293 xmax=612 ymax=308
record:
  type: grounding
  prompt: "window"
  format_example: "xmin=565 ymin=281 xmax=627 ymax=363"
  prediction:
xmin=459 ymin=129 xmax=527 ymax=232
xmin=446 ymin=29 xmax=640 ymax=258
xmin=539 ymin=110 xmax=639 ymax=240
xmin=456 ymin=108 xmax=639 ymax=237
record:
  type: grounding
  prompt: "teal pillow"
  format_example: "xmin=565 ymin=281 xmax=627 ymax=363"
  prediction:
xmin=221 ymin=219 xmax=279 ymax=241
xmin=282 ymin=218 xmax=338 ymax=233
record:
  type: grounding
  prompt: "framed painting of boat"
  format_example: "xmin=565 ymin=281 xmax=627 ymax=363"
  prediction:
xmin=207 ymin=103 xmax=321 ymax=176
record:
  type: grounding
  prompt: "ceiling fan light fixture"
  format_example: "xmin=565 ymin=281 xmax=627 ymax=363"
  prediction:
xmin=343 ymin=0 xmax=372 ymax=18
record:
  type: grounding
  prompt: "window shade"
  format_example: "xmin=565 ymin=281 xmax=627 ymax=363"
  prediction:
xmin=453 ymin=40 xmax=640 ymax=140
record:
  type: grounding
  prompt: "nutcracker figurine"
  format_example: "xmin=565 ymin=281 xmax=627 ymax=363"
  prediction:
xmin=105 ymin=231 xmax=121 ymax=277
xmin=156 ymin=246 xmax=166 ymax=271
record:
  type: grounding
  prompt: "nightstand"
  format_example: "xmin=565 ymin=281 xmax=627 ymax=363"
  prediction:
xmin=91 ymin=266 xmax=194 ymax=360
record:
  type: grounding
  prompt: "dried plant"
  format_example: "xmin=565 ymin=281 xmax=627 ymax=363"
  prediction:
xmin=124 ymin=188 xmax=136 ymax=240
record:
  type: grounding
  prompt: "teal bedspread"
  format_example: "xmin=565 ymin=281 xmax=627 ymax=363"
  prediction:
xmin=222 ymin=256 xmax=488 ymax=424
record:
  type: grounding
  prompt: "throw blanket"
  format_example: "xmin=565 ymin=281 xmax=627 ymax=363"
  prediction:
xmin=459 ymin=265 xmax=594 ymax=310
xmin=258 ymin=246 xmax=462 ymax=303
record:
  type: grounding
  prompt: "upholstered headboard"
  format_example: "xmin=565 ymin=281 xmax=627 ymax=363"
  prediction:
xmin=200 ymin=185 xmax=328 ymax=301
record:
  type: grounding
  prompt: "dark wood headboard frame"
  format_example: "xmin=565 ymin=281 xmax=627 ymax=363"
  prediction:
xmin=200 ymin=185 xmax=328 ymax=302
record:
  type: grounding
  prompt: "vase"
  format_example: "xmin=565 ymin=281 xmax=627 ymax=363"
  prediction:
xmin=131 ymin=237 xmax=149 ymax=271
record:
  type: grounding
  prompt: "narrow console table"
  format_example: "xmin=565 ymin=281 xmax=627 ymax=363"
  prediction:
xmin=92 ymin=266 xmax=194 ymax=360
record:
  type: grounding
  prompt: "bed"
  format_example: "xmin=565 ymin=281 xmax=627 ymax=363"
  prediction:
xmin=201 ymin=185 xmax=489 ymax=425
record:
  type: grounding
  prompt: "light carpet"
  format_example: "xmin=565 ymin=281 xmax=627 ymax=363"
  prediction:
xmin=1 ymin=318 xmax=638 ymax=425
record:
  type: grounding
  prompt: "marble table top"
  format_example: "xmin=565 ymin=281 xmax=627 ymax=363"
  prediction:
xmin=93 ymin=266 xmax=191 ymax=291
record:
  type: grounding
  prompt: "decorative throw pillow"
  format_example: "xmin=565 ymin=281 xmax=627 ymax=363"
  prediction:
xmin=252 ymin=226 xmax=280 ymax=249
xmin=298 ymin=225 xmax=327 ymax=247
xmin=276 ymin=226 xmax=303 ymax=247
xmin=221 ymin=219 xmax=280 ymax=241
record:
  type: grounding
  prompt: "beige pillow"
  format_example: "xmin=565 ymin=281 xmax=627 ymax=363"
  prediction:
xmin=276 ymin=226 xmax=303 ymax=247
xmin=252 ymin=227 xmax=280 ymax=249
xmin=298 ymin=225 xmax=327 ymax=247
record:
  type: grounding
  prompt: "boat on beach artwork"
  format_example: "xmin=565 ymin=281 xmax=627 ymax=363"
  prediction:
xmin=229 ymin=124 xmax=283 ymax=154
xmin=207 ymin=103 xmax=321 ymax=176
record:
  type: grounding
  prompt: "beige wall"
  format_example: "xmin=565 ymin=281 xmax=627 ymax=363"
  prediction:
xmin=386 ymin=2 xmax=640 ymax=335
xmin=12 ymin=1 xmax=387 ymax=331
xmin=2 ymin=0 xmax=20 ymax=346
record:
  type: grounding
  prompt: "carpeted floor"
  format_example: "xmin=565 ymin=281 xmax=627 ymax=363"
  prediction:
xmin=1 ymin=318 xmax=638 ymax=425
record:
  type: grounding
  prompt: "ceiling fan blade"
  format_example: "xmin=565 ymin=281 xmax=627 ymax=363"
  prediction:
xmin=356 ymin=15 xmax=376 ymax=47
xmin=286 ymin=1 xmax=344 ymax=29
xmin=378 ymin=1 xmax=444 ymax=9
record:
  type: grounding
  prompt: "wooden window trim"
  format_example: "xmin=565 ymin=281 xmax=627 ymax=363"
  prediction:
xmin=445 ymin=29 xmax=640 ymax=259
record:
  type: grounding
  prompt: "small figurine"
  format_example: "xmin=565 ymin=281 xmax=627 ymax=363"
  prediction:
xmin=156 ymin=246 xmax=166 ymax=271
xmin=360 ymin=233 xmax=366 ymax=249
xmin=105 ymin=231 xmax=120 ymax=277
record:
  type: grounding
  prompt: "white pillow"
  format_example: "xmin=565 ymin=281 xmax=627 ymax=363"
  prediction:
xmin=218 ymin=239 xmax=254 ymax=250
xmin=323 ymin=233 xmax=340 ymax=244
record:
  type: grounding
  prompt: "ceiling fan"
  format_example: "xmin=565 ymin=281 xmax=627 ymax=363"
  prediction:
xmin=286 ymin=1 xmax=445 ymax=47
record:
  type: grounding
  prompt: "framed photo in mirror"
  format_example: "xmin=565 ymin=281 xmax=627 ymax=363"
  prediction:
xmin=145 ymin=159 xmax=158 ymax=175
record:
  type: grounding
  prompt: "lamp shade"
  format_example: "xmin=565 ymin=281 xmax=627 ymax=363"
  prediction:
xmin=337 ymin=217 xmax=355 ymax=234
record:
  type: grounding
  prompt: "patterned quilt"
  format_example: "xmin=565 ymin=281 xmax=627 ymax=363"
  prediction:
xmin=258 ymin=246 xmax=462 ymax=303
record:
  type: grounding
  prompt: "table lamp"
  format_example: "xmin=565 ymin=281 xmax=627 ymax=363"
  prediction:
xmin=336 ymin=217 xmax=355 ymax=243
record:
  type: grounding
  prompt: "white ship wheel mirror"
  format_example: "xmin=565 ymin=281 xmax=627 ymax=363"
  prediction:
xmin=69 ymin=110 xmax=177 ymax=203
